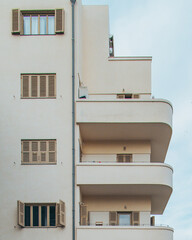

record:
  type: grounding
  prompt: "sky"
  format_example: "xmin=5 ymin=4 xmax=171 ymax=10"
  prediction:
xmin=82 ymin=1 xmax=192 ymax=239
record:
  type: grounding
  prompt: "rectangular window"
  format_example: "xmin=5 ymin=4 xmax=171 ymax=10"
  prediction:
xmin=21 ymin=140 xmax=57 ymax=164
xmin=108 ymin=211 xmax=140 ymax=226
xmin=117 ymin=154 xmax=132 ymax=163
xmin=21 ymin=74 xmax=56 ymax=98
xmin=117 ymin=94 xmax=140 ymax=99
xmin=18 ymin=200 xmax=65 ymax=228
xmin=12 ymin=9 xmax=65 ymax=35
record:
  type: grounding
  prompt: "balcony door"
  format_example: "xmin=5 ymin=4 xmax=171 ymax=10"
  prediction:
xmin=118 ymin=212 xmax=131 ymax=226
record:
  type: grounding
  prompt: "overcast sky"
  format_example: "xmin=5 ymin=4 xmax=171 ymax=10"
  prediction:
xmin=82 ymin=1 xmax=192 ymax=239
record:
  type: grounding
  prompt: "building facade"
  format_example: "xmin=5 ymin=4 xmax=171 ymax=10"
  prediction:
xmin=0 ymin=0 xmax=173 ymax=240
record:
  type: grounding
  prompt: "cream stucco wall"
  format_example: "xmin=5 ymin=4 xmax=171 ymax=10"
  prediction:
xmin=82 ymin=140 xmax=151 ymax=154
xmin=81 ymin=6 xmax=152 ymax=95
xmin=82 ymin=196 xmax=151 ymax=212
xmin=0 ymin=0 xmax=74 ymax=239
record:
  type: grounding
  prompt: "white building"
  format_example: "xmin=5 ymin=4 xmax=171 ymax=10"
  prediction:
xmin=0 ymin=0 xmax=173 ymax=240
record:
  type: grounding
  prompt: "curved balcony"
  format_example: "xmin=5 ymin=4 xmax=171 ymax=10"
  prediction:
xmin=76 ymin=163 xmax=173 ymax=214
xmin=76 ymin=99 xmax=173 ymax=162
xmin=77 ymin=226 xmax=173 ymax=240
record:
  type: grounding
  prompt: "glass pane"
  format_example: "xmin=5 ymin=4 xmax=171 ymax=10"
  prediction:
xmin=119 ymin=214 xmax=131 ymax=226
xmin=48 ymin=16 xmax=55 ymax=34
xmin=32 ymin=16 xmax=38 ymax=34
xmin=23 ymin=16 xmax=30 ymax=35
xmin=33 ymin=206 xmax=39 ymax=226
xmin=40 ymin=16 xmax=47 ymax=34
xmin=41 ymin=206 xmax=47 ymax=226
xmin=25 ymin=206 xmax=30 ymax=226
xmin=49 ymin=206 xmax=56 ymax=226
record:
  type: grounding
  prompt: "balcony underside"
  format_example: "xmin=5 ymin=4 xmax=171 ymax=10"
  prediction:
xmin=77 ymin=164 xmax=173 ymax=214
xmin=77 ymin=226 xmax=173 ymax=240
xmin=78 ymin=123 xmax=171 ymax=163
xmin=76 ymin=100 xmax=173 ymax=163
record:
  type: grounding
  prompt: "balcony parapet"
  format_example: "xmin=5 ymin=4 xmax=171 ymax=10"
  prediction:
xmin=77 ymin=225 xmax=173 ymax=240
xmin=108 ymin=56 xmax=152 ymax=61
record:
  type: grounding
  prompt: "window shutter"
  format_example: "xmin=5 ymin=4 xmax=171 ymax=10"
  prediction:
xmin=58 ymin=200 xmax=65 ymax=226
xmin=48 ymin=140 xmax=56 ymax=163
xmin=133 ymin=94 xmax=139 ymax=99
xmin=12 ymin=9 xmax=20 ymax=34
xmin=32 ymin=141 xmax=38 ymax=162
xmin=132 ymin=212 xmax=139 ymax=226
xmin=22 ymin=75 xmax=29 ymax=97
xmin=109 ymin=211 xmax=117 ymax=225
xmin=48 ymin=75 xmax=55 ymax=97
xmin=125 ymin=154 xmax=132 ymax=162
xmin=151 ymin=216 xmax=155 ymax=226
xmin=31 ymin=76 xmax=38 ymax=97
xmin=80 ymin=204 xmax=88 ymax=226
xmin=117 ymin=155 xmax=123 ymax=162
xmin=40 ymin=76 xmax=46 ymax=97
xmin=17 ymin=200 xmax=25 ymax=227
xmin=55 ymin=9 xmax=64 ymax=33
xmin=117 ymin=94 xmax=125 ymax=99
xmin=22 ymin=141 xmax=30 ymax=163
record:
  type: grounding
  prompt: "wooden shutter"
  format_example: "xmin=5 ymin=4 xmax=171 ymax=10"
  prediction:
xmin=132 ymin=212 xmax=139 ymax=226
xmin=40 ymin=76 xmax=46 ymax=97
xmin=117 ymin=94 xmax=125 ymax=99
xmin=22 ymin=141 xmax=30 ymax=163
xmin=109 ymin=211 xmax=117 ymax=225
xmin=58 ymin=200 xmax=65 ymax=226
xmin=117 ymin=155 xmax=123 ymax=162
xmin=151 ymin=216 xmax=155 ymax=226
xmin=133 ymin=94 xmax=139 ymax=99
xmin=49 ymin=140 xmax=56 ymax=163
xmin=17 ymin=200 xmax=25 ymax=227
xmin=31 ymin=76 xmax=38 ymax=97
xmin=80 ymin=204 xmax=88 ymax=226
xmin=22 ymin=75 xmax=29 ymax=97
xmin=48 ymin=75 xmax=55 ymax=97
xmin=55 ymin=9 xmax=64 ymax=33
xmin=125 ymin=154 xmax=132 ymax=162
xmin=32 ymin=141 xmax=38 ymax=162
xmin=12 ymin=9 xmax=20 ymax=34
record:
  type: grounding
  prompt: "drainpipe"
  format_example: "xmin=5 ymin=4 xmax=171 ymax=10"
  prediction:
xmin=70 ymin=1 xmax=76 ymax=240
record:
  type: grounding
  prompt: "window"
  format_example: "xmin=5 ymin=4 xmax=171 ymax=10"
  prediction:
xmin=12 ymin=9 xmax=64 ymax=35
xmin=21 ymin=140 xmax=57 ymax=164
xmin=117 ymin=154 xmax=132 ymax=163
xmin=109 ymin=35 xmax=114 ymax=57
xmin=109 ymin=211 xmax=140 ymax=226
xmin=117 ymin=94 xmax=139 ymax=99
xmin=118 ymin=212 xmax=131 ymax=226
xmin=17 ymin=200 xmax=65 ymax=227
xmin=21 ymin=74 xmax=56 ymax=98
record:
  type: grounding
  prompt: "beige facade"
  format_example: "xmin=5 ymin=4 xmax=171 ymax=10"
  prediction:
xmin=0 ymin=0 xmax=173 ymax=240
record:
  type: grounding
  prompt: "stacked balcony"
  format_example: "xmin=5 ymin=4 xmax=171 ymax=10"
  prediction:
xmin=76 ymin=95 xmax=173 ymax=240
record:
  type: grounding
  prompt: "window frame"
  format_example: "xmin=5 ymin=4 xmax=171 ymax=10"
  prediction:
xmin=116 ymin=154 xmax=132 ymax=163
xmin=21 ymin=139 xmax=57 ymax=165
xmin=17 ymin=200 xmax=65 ymax=228
xmin=22 ymin=12 xmax=55 ymax=35
xmin=24 ymin=203 xmax=57 ymax=227
xmin=21 ymin=73 xmax=56 ymax=99
xmin=12 ymin=9 xmax=65 ymax=35
xmin=117 ymin=212 xmax=132 ymax=226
